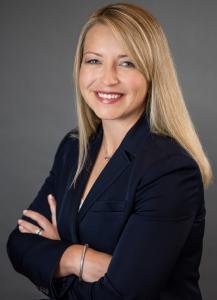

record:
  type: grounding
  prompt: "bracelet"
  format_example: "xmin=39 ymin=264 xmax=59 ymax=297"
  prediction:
xmin=79 ymin=243 xmax=89 ymax=281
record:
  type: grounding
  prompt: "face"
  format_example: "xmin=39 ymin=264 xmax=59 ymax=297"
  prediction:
xmin=79 ymin=24 xmax=148 ymax=124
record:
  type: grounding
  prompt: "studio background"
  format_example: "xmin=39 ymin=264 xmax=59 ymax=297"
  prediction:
xmin=0 ymin=1 xmax=216 ymax=299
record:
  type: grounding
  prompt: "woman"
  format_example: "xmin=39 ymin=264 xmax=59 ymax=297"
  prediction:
xmin=7 ymin=3 xmax=213 ymax=300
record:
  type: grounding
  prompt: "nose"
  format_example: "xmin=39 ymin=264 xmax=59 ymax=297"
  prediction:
xmin=100 ymin=65 xmax=119 ymax=85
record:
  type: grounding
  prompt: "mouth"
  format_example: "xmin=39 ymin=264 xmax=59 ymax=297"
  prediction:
xmin=94 ymin=91 xmax=125 ymax=104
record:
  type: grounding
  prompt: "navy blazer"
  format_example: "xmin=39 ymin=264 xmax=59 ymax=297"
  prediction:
xmin=7 ymin=113 xmax=206 ymax=300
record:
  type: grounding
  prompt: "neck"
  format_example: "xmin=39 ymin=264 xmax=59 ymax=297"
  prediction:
xmin=101 ymin=113 xmax=143 ymax=158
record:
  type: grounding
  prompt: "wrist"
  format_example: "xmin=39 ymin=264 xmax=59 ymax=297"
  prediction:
xmin=79 ymin=244 xmax=89 ymax=281
xmin=54 ymin=244 xmax=83 ymax=278
xmin=70 ymin=244 xmax=84 ymax=276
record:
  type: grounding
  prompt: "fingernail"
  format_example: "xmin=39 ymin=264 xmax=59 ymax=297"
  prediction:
xmin=18 ymin=219 xmax=22 ymax=224
xmin=23 ymin=210 xmax=27 ymax=214
xmin=19 ymin=225 xmax=23 ymax=230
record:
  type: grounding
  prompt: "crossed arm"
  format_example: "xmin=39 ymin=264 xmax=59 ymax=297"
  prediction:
xmin=8 ymin=160 xmax=202 ymax=299
xmin=7 ymin=133 xmax=203 ymax=299
xmin=7 ymin=134 xmax=114 ymax=298
xmin=17 ymin=194 xmax=112 ymax=282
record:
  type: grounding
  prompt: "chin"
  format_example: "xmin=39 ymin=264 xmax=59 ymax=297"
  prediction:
xmin=93 ymin=109 xmax=123 ymax=120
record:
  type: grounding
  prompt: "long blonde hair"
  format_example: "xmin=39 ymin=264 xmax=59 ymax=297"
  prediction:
xmin=71 ymin=2 xmax=213 ymax=189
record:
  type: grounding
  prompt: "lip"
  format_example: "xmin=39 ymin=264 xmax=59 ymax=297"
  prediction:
xmin=95 ymin=91 xmax=124 ymax=104
xmin=95 ymin=90 xmax=124 ymax=95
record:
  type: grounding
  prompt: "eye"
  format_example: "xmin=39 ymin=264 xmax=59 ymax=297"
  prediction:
xmin=121 ymin=61 xmax=135 ymax=68
xmin=85 ymin=59 xmax=100 ymax=64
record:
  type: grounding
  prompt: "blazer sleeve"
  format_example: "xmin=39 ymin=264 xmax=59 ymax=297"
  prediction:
xmin=6 ymin=131 xmax=76 ymax=298
xmin=60 ymin=154 xmax=204 ymax=300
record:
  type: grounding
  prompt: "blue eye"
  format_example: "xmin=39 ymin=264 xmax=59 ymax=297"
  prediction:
xmin=121 ymin=61 xmax=135 ymax=68
xmin=84 ymin=59 xmax=135 ymax=68
xmin=85 ymin=59 xmax=99 ymax=64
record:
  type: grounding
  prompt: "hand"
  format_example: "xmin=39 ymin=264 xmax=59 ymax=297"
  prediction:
xmin=18 ymin=194 xmax=60 ymax=240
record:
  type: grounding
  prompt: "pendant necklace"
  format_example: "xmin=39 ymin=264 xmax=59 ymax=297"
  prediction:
xmin=103 ymin=142 xmax=112 ymax=161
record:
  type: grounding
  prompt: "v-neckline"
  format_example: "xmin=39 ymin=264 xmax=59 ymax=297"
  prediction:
xmin=75 ymin=111 xmax=150 ymax=215
xmin=75 ymin=125 xmax=103 ymax=210
xmin=78 ymin=141 xmax=110 ymax=212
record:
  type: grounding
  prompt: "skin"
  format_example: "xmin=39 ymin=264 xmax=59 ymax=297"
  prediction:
xmin=18 ymin=24 xmax=148 ymax=282
xmin=79 ymin=23 xmax=148 ymax=154
xmin=18 ymin=195 xmax=111 ymax=281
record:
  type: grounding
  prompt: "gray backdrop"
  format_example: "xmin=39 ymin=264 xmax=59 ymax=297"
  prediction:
xmin=1 ymin=1 xmax=216 ymax=299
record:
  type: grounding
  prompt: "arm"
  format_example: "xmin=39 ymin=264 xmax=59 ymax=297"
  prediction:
xmin=17 ymin=198 xmax=112 ymax=282
xmin=7 ymin=131 xmax=76 ymax=298
xmin=59 ymin=155 xmax=204 ymax=300
xmin=7 ymin=130 xmax=112 ymax=298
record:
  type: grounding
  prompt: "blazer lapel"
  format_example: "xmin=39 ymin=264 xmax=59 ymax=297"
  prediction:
xmin=77 ymin=145 xmax=130 ymax=223
xmin=71 ymin=123 xmax=131 ymax=225
xmin=58 ymin=125 xmax=104 ymax=242
xmin=76 ymin=111 xmax=151 ymax=225
xmin=60 ymin=111 xmax=151 ymax=242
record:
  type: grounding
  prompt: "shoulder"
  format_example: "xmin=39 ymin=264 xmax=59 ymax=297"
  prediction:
xmin=150 ymin=132 xmax=193 ymax=160
xmin=135 ymin=134 xmax=203 ymax=218
xmin=53 ymin=127 xmax=79 ymax=165
xmin=145 ymin=132 xmax=199 ymax=167
xmin=59 ymin=127 xmax=79 ymax=148
xmin=137 ymin=132 xmax=202 ymax=188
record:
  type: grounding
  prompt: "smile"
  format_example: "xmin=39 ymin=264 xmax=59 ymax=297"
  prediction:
xmin=95 ymin=92 xmax=125 ymax=104
xmin=97 ymin=92 xmax=122 ymax=99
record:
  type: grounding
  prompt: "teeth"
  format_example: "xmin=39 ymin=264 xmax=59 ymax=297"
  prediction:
xmin=97 ymin=92 xmax=122 ymax=99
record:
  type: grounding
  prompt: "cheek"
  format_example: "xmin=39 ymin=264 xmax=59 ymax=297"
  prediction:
xmin=79 ymin=68 xmax=96 ymax=89
xmin=128 ymin=77 xmax=148 ymax=98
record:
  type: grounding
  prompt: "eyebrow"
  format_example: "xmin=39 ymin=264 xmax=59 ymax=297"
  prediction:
xmin=83 ymin=51 xmax=129 ymax=58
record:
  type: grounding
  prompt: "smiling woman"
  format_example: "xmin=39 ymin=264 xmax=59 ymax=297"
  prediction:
xmin=79 ymin=24 xmax=148 ymax=123
xmin=7 ymin=2 xmax=213 ymax=300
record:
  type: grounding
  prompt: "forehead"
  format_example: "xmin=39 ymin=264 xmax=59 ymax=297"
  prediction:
xmin=84 ymin=24 xmax=114 ymax=42
xmin=83 ymin=24 xmax=129 ymax=55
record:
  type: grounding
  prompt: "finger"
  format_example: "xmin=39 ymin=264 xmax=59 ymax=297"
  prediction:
xmin=18 ymin=219 xmax=42 ymax=235
xmin=19 ymin=225 xmax=31 ymax=233
xmin=48 ymin=194 xmax=57 ymax=227
xmin=22 ymin=209 xmax=50 ymax=229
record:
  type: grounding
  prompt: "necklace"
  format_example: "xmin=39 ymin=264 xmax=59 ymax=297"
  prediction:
xmin=104 ymin=154 xmax=111 ymax=161
xmin=103 ymin=141 xmax=112 ymax=161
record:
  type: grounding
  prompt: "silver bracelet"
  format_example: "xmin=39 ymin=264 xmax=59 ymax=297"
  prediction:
xmin=79 ymin=243 xmax=89 ymax=281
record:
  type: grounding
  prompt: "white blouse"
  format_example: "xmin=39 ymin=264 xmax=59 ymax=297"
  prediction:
xmin=78 ymin=198 xmax=85 ymax=211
